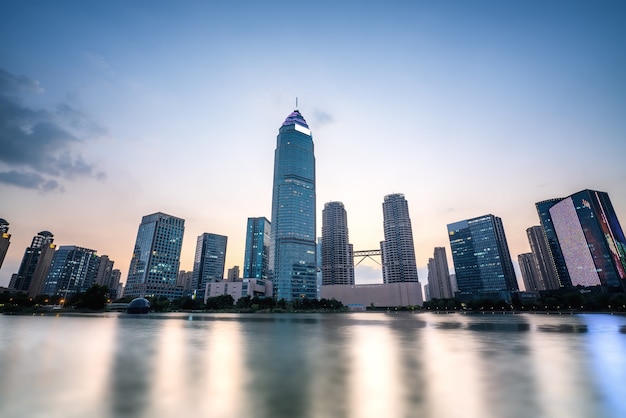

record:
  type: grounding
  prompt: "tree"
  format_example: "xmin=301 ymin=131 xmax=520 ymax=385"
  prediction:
xmin=75 ymin=284 xmax=109 ymax=310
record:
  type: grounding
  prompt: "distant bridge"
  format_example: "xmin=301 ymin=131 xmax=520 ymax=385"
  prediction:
xmin=352 ymin=249 xmax=381 ymax=266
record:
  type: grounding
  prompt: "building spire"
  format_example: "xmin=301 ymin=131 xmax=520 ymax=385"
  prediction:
xmin=296 ymin=96 xmax=298 ymax=110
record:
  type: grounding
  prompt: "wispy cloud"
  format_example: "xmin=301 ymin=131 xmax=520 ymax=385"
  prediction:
xmin=0 ymin=68 xmax=107 ymax=192
xmin=312 ymin=109 xmax=334 ymax=126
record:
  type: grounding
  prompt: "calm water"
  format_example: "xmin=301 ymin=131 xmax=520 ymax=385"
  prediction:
xmin=1 ymin=312 xmax=625 ymax=418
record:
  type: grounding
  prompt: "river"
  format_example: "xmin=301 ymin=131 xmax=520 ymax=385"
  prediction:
xmin=1 ymin=312 xmax=625 ymax=418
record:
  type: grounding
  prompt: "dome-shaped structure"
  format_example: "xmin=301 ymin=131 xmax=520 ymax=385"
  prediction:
xmin=126 ymin=297 xmax=151 ymax=314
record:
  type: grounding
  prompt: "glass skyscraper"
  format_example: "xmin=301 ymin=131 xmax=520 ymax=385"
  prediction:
xmin=536 ymin=199 xmax=571 ymax=287
xmin=192 ymin=232 xmax=228 ymax=294
xmin=548 ymin=189 xmax=626 ymax=289
xmin=321 ymin=201 xmax=354 ymax=286
xmin=43 ymin=245 xmax=99 ymax=297
xmin=380 ymin=193 xmax=420 ymax=284
xmin=126 ymin=212 xmax=185 ymax=299
xmin=243 ymin=217 xmax=271 ymax=280
xmin=447 ymin=214 xmax=518 ymax=294
xmin=270 ymin=110 xmax=317 ymax=301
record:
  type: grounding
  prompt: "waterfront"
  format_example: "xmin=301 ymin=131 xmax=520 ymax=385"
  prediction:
xmin=1 ymin=312 xmax=625 ymax=418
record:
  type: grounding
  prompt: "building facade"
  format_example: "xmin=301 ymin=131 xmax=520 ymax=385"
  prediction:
xmin=321 ymin=201 xmax=354 ymax=286
xmin=43 ymin=246 xmax=99 ymax=297
xmin=526 ymin=226 xmax=558 ymax=290
xmin=269 ymin=110 xmax=317 ymax=301
xmin=518 ymin=252 xmax=542 ymax=292
xmin=548 ymin=189 xmax=626 ymax=289
xmin=243 ymin=217 xmax=271 ymax=280
xmin=380 ymin=193 xmax=420 ymax=285
xmin=427 ymin=247 xmax=453 ymax=299
xmin=126 ymin=212 xmax=185 ymax=299
xmin=447 ymin=214 xmax=518 ymax=294
xmin=192 ymin=233 xmax=228 ymax=294
xmin=10 ymin=231 xmax=56 ymax=296
xmin=0 ymin=219 xmax=10 ymax=272
xmin=536 ymin=199 xmax=571 ymax=287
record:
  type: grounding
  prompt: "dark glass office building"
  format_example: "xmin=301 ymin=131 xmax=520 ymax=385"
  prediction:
xmin=447 ymin=214 xmax=518 ymax=294
xmin=548 ymin=189 xmax=626 ymax=289
xmin=10 ymin=231 xmax=55 ymax=295
xmin=126 ymin=212 xmax=185 ymax=299
xmin=270 ymin=110 xmax=317 ymax=301
xmin=192 ymin=232 xmax=228 ymax=293
xmin=536 ymin=199 xmax=571 ymax=287
xmin=243 ymin=217 xmax=270 ymax=280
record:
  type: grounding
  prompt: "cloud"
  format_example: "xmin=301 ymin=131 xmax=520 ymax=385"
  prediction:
xmin=0 ymin=170 xmax=64 ymax=192
xmin=0 ymin=68 xmax=106 ymax=191
xmin=312 ymin=109 xmax=334 ymax=126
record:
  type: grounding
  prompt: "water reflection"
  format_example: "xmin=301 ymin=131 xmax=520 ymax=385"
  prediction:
xmin=0 ymin=312 xmax=625 ymax=418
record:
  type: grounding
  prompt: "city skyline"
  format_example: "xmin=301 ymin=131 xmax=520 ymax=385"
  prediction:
xmin=1 ymin=1 xmax=625 ymax=289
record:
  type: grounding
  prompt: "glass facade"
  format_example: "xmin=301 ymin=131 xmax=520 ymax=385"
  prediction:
xmin=447 ymin=214 xmax=518 ymax=294
xmin=270 ymin=110 xmax=317 ymax=301
xmin=549 ymin=190 xmax=626 ymax=288
xmin=126 ymin=212 xmax=185 ymax=299
xmin=536 ymin=199 xmax=571 ymax=287
xmin=43 ymin=245 xmax=99 ymax=297
xmin=243 ymin=217 xmax=270 ymax=280
xmin=192 ymin=233 xmax=228 ymax=293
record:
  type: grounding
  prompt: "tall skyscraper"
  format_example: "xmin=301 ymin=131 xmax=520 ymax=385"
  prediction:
xmin=321 ymin=201 xmax=354 ymax=286
xmin=0 ymin=219 xmax=10 ymax=271
xmin=10 ymin=231 xmax=55 ymax=296
xmin=427 ymin=247 xmax=453 ymax=299
xmin=270 ymin=110 xmax=317 ymax=301
xmin=447 ymin=214 xmax=518 ymax=294
xmin=548 ymin=189 xmax=626 ymax=289
xmin=526 ymin=226 xmax=558 ymax=290
xmin=380 ymin=193 xmax=420 ymax=284
xmin=192 ymin=233 xmax=227 ymax=293
xmin=43 ymin=245 xmax=99 ymax=297
xmin=518 ymin=252 xmax=542 ymax=292
xmin=243 ymin=217 xmax=271 ymax=279
xmin=126 ymin=212 xmax=185 ymax=299
xmin=536 ymin=199 xmax=571 ymax=287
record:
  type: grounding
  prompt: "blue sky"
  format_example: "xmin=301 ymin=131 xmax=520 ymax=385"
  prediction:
xmin=1 ymin=0 xmax=625 ymax=288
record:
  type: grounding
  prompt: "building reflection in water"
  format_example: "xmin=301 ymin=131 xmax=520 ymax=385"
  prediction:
xmin=1 ymin=312 xmax=626 ymax=418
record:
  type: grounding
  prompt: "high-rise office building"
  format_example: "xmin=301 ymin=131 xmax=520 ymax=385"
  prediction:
xmin=548 ymin=189 xmax=626 ymax=288
xmin=427 ymin=247 xmax=453 ymax=299
xmin=321 ymin=201 xmax=354 ymax=286
xmin=0 ymin=219 xmax=10 ymax=271
xmin=94 ymin=255 xmax=114 ymax=287
xmin=227 ymin=266 xmax=240 ymax=280
xmin=270 ymin=110 xmax=317 ymax=301
xmin=192 ymin=233 xmax=227 ymax=293
xmin=43 ymin=245 xmax=99 ymax=297
xmin=447 ymin=214 xmax=518 ymax=294
xmin=126 ymin=212 xmax=185 ymax=299
xmin=518 ymin=252 xmax=542 ymax=291
xmin=536 ymin=199 xmax=571 ymax=287
xmin=526 ymin=226 xmax=558 ymax=290
xmin=243 ymin=217 xmax=270 ymax=280
xmin=10 ymin=231 xmax=56 ymax=296
xmin=380 ymin=193 xmax=420 ymax=284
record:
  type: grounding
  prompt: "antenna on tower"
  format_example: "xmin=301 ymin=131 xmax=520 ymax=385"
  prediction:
xmin=296 ymin=96 xmax=298 ymax=110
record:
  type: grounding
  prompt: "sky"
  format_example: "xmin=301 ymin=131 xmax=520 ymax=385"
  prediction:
xmin=1 ymin=0 xmax=625 ymax=289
